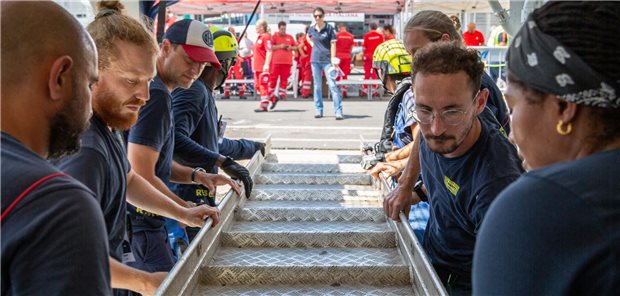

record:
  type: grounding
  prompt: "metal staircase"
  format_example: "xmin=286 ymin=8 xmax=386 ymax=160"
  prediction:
xmin=156 ymin=144 xmax=446 ymax=295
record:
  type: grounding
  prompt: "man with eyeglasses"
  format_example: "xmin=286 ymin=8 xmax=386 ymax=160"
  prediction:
xmin=405 ymin=41 xmax=523 ymax=294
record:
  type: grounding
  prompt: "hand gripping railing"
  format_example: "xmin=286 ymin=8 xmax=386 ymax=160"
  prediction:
xmin=377 ymin=174 xmax=448 ymax=296
xmin=154 ymin=135 xmax=272 ymax=296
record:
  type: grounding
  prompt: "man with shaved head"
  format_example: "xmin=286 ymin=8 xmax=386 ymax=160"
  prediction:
xmin=1 ymin=1 xmax=110 ymax=295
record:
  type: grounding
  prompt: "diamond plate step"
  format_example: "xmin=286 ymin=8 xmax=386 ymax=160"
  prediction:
xmin=195 ymin=284 xmax=414 ymax=295
xmin=221 ymin=221 xmax=395 ymax=248
xmin=265 ymin=150 xmax=362 ymax=164
xmin=251 ymin=184 xmax=380 ymax=201
xmin=256 ymin=173 xmax=372 ymax=185
xmin=262 ymin=163 xmax=366 ymax=174
xmin=202 ymin=248 xmax=410 ymax=286
xmin=237 ymin=200 xmax=386 ymax=222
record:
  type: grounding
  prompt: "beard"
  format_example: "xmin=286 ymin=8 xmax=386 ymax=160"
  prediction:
xmin=47 ymin=93 xmax=90 ymax=160
xmin=423 ymin=115 xmax=475 ymax=155
xmin=93 ymin=89 xmax=143 ymax=131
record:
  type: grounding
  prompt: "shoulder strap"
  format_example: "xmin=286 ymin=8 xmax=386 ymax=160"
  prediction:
xmin=1 ymin=172 xmax=67 ymax=223
xmin=380 ymin=78 xmax=412 ymax=142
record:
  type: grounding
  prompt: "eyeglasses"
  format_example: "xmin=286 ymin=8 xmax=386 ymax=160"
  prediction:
xmin=411 ymin=91 xmax=480 ymax=126
xmin=314 ymin=14 xmax=324 ymax=18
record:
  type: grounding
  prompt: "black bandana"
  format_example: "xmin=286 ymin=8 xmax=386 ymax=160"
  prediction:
xmin=507 ymin=15 xmax=620 ymax=109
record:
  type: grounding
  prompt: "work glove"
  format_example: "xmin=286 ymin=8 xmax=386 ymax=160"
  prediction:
xmin=254 ymin=142 xmax=266 ymax=156
xmin=221 ymin=157 xmax=253 ymax=198
xmin=374 ymin=139 xmax=393 ymax=155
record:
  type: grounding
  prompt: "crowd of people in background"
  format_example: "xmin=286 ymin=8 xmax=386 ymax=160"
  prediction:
xmin=2 ymin=1 xmax=618 ymax=295
xmin=218 ymin=13 xmax=512 ymax=120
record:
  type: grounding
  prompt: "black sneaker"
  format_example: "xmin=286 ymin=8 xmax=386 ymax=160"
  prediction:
xmin=314 ymin=113 xmax=323 ymax=118
xmin=269 ymin=97 xmax=279 ymax=110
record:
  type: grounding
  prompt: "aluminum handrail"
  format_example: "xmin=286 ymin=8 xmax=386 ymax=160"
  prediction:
xmin=155 ymin=135 xmax=271 ymax=296
xmin=379 ymin=175 xmax=448 ymax=296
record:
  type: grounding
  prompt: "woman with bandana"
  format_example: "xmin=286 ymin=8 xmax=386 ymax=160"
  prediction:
xmin=473 ymin=2 xmax=620 ymax=295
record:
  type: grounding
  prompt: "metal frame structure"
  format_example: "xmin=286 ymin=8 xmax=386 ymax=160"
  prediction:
xmin=155 ymin=136 xmax=272 ymax=296
xmin=378 ymin=177 xmax=448 ymax=296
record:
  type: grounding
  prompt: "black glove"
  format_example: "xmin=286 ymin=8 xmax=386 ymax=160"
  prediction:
xmin=221 ymin=157 xmax=253 ymax=198
xmin=254 ymin=142 xmax=266 ymax=156
xmin=374 ymin=139 xmax=393 ymax=155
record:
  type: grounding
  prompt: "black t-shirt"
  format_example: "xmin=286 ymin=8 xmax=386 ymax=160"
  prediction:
xmin=1 ymin=133 xmax=111 ymax=295
xmin=474 ymin=148 xmax=620 ymax=295
xmin=126 ymin=75 xmax=173 ymax=231
xmin=171 ymin=79 xmax=220 ymax=205
xmin=419 ymin=109 xmax=523 ymax=278
xmin=56 ymin=115 xmax=130 ymax=261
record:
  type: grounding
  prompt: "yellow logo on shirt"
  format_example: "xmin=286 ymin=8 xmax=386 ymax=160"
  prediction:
xmin=444 ymin=176 xmax=460 ymax=196
xmin=136 ymin=207 xmax=159 ymax=217
xmin=195 ymin=188 xmax=215 ymax=197
xmin=499 ymin=126 xmax=507 ymax=137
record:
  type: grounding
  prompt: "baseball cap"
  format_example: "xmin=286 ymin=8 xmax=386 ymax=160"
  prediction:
xmin=164 ymin=19 xmax=221 ymax=69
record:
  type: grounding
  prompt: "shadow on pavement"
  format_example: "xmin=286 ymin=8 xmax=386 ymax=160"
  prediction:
xmin=268 ymin=109 xmax=306 ymax=113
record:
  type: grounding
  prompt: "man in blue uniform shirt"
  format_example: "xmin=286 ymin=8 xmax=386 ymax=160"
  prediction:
xmin=1 ymin=2 xmax=110 ymax=295
xmin=171 ymin=27 xmax=257 ymax=241
xmin=407 ymin=42 xmax=522 ymax=294
xmin=126 ymin=19 xmax=240 ymax=273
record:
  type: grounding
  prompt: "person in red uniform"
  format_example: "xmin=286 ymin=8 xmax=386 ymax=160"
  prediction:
xmin=253 ymin=19 xmax=274 ymax=112
xmin=362 ymin=23 xmax=384 ymax=96
xmin=463 ymin=22 xmax=485 ymax=46
xmin=299 ymin=26 xmax=313 ymax=98
xmin=269 ymin=21 xmax=296 ymax=105
xmin=294 ymin=32 xmax=304 ymax=94
xmin=383 ymin=24 xmax=396 ymax=40
xmin=335 ymin=23 xmax=354 ymax=97
xmin=223 ymin=26 xmax=245 ymax=99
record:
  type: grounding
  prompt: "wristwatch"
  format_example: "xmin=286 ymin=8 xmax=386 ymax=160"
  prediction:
xmin=413 ymin=180 xmax=428 ymax=202
xmin=191 ymin=167 xmax=207 ymax=184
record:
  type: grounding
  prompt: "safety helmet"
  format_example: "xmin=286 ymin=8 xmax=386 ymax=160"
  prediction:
xmin=372 ymin=39 xmax=412 ymax=77
xmin=209 ymin=26 xmax=238 ymax=62
xmin=206 ymin=26 xmax=238 ymax=90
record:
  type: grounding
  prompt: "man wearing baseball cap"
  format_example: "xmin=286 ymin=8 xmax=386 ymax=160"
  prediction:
xmin=125 ymin=19 xmax=228 ymax=273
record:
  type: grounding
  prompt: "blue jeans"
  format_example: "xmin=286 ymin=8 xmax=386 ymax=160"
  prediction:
xmin=311 ymin=62 xmax=343 ymax=115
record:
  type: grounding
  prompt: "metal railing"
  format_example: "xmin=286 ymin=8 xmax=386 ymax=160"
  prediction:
xmin=154 ymin=135 xmax=272 ymax=296
xmin=377 ymin=175 xmax=448 ymax=296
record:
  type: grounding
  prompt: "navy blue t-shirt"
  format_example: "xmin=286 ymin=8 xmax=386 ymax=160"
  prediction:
xmin=419 ymin=108 xmax=523 ymax=278
xmin=171 ymin=79 xmax=220 ymax=172
xmin=171 ymin=79 xmax=220 ymax=205
xmin=56 ymin=115 xmax=130 ymax=261
xmin=1 ymin=133 xmax=111 ymax=295
xmin=126 ymin=75 xmax=174 ymax=231
xmin=308 ymin=22 xmax=336 ymax=64
xmin=474 ymin=148 xmax=620 ymax=295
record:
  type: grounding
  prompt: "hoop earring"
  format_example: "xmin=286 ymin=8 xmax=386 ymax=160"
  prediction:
xmin=556 ymin=120 xmax=572 ymax=136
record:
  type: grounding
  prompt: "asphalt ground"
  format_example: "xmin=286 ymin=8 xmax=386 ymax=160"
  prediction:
xmin=216 ymin=97 xmax=389 ymax=150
